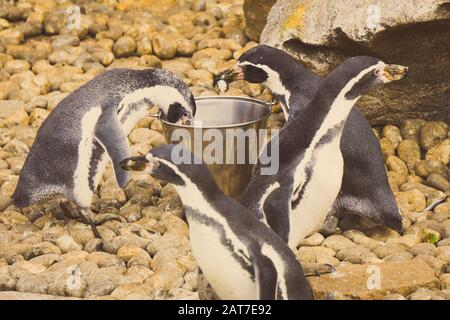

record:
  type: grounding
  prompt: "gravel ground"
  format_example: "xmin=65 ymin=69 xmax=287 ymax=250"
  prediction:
xmin=0 ymin=0 xmax=449 ymax=300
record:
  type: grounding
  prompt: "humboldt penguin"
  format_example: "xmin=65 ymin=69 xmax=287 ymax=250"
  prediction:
xmin=215 ymin=45 xmax=404 ymax=233
xmin=120 ymin=144 xmax=313 ymax=300
xmin=13 ymin=68 xmax=196 ymax=237
xmin=221 ymin=56 xmax=407 ymax=249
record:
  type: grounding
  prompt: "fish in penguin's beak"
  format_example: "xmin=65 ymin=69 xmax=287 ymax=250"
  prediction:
xmin=177 ymin=115 xmax=192 ymax=126
xmin=213 ymin=65 xmax=245 ymax=93
xmin=381 ymin=64 xmax=408 ymax=82
xmin=120 ymin=156 xmax=159 ymax=173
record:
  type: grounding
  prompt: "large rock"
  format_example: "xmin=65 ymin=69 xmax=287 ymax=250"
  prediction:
xmin=257 ymin=0 xmax=450 ymax=125
xmin=243 ymin=0 xmax=277 ymax=41
xmin=308 ymin=260 xmax=439 ymax=299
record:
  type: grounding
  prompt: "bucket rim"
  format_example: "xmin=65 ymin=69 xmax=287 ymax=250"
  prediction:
xmin=160 ymin=95 xmax=272 ymax=129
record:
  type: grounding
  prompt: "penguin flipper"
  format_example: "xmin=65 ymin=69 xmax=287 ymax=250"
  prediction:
xmin=249 ymin=243 xmax=278 ymax=300
xmin=337 ymin=108 xmax=403 ymax=231
xmin=94 ymin=112 xmax=130 ymax=188
xmin=262 ymin=182 xmax=293 ymax=244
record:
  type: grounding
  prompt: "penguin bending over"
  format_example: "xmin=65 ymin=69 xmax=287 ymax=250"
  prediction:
xmin=215 ymin=45 xmax=403 ymax=233
xmin=13 ymin=68 xmax=196 ymax=237
xmin=220 ymin=56 xmax=407 ymax=249
xmin=120 ymin=144 xmax=313 ymax=300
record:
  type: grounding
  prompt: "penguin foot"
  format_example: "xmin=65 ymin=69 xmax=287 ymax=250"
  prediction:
xmin=78 ymin=209 xmax=102 ymax=239
xmin=302 ymin=263 xmax=335 ymax=277
xmin=92 ymin=213 xmax=123 ymax=226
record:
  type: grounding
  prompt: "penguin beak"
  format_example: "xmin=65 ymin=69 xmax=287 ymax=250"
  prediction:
xmin=120 ymin=157 xmax=160 ymax=173
xmin=382 ymin=64 xmax=408 ymax=82
xmin=213 ymin=65 xmax=245 ymax=93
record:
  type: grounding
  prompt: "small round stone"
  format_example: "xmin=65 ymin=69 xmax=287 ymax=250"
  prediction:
xmin=425 ymin=173 xmax=449 ymax=192
xmin=420 ymin=121 xmax=448 ymax=151
xmin=382 ymin=124 xmax=402 ymax=148
xmin=397 ymin=139 xmax=421 ymax=172
xmin=152 ymin=34 xmax=177 ymax=60
xmin=113 ymin=36 xmax=137 ymax=58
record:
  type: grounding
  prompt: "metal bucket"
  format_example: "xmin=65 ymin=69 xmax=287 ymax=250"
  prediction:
xmin=161 ymin=96 xmax=271 ymax=198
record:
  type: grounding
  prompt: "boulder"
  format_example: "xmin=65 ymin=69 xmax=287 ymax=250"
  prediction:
xmin=243 ymin=0 xmax=277 ymax=41
xmin=254 ymin=0 xmax=450 ymax=125
xmin=309 ymin=260 xmax=439 ymax=299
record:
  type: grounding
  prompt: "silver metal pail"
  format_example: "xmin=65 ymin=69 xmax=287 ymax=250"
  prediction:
xmin=161 ymin=96 xmax=271 ymax=199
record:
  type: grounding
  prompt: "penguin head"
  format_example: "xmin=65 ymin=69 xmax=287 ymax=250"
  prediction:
xmin=120 ymin=144 xmax=215 ymax=189
xmin=149 ymin=69 xmax=197 ymax=125
xmin=324 ymin=56 xmax=408 ymax=100
xmin=213 ymin=45 xmax=299 ymax=93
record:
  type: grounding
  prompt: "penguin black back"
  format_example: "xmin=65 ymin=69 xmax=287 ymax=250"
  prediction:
xmin=121 ymin=144 xmax=313 ymax=300
xmin=231 ymin=46 xmax=404 ymax=233
xmin=13 ymin=68 xmax=196 ymax=209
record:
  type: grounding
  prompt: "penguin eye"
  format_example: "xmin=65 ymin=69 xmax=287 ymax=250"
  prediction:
xmin=374 ymin=69 xmax=382 ymax=76
xmin=183 ymin=112 xmax=188 ymax=117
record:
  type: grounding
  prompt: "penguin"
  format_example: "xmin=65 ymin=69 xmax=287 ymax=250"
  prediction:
xmin=214 ymin=45 xmax=404 ymax=233
xmin=221 ymin=56 xmax=407 ymax=249
xmin=12 ymin=68 xmax=196 ymax=237
xmin=120 ymin=144 xmax=313 ymax=300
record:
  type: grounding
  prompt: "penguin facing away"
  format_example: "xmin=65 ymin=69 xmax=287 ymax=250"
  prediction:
xmin=120 ymin=144 xmax=313 ymax=300
xmin=215 ymin=45 xmax=404 ymax=233
xmin=13 ymin=68 xmax=196 ymax=236
xmin=225 ymin=56 xmax=407 ymax=249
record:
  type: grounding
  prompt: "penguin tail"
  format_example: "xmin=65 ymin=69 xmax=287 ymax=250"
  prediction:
xmin=380 ymin=210 xmax=403 ymax=233
xmin=12 ymin=187 xmax=32 ymax=208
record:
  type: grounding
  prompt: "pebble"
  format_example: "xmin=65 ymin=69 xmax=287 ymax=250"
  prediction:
xmin=383 ymin=293 xmax=406 ymax=300
xmin=322 ymin=235 xmax=356 ymax=252
xmin=176 ymin=39 xmax=197 ymax=56
xmin=15 ymin=273 xmax=48 ymax=294
xmin=152 ymin=34 xmax=177 ymax=60
xmin=395 ymin=189 xmax=426 ymax=212
xmin=387 ymin=234 xmax=421 ymax=249
xmin=409 ymin=287 xmax=433 ymax=300
xmin=113 ymin=36 xmax=137 ymax=58
xmin=23 ymin=242 xmax=62 ymax=260
xmin=382 ymin=124 xmax=402 ymax=149
xmin=426 ymin=139 xmax=450 ymax=165
xmin=117 ymin=245 xmax=151 ymax=264
xmin=83 ymin=266 xmax=125 ymax=297
xmin=383 ymin=251 xmax=413 ymax=262
xmin=342 ymin=230 xmax=382 ymax=250
xmin=296 ymin=246 xmax=338 ymax=266
xmin=146 ymin=233 xmax=189 ymax=257
xmin=335 ymin=246 xmax=380 ymax=264
xmin=397 ymin=139 xmax=421 ymax=173
xmin=401 ymin=119 xmax=425 ymax=142
xmin=87 ymin=252 xmax=125 ymax=268
xmin=419 ymin=121 xmax=448 ymax=151
xmin=380 ymin=138 xmax=395 ymax=160
xmin=410 ymin=243 xmax=436 ymax=256
xmin=386 ymin=155 xmax=408 ymax=176
xmin=415 ymin=159 xmax=448 ymax=178
xmin=425 ymin=173 xmax=449 ymax=191
xmin=4 ymin=59 xmax=30 ymax=74
xmin=55 ymin=234 xmax=83 ymax=254
xmin=301 ymin=233 xmax=324 ymax=246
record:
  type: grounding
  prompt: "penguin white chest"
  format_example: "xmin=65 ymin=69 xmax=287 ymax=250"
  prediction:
xmin=73 ymin=107 xmax=103 ymax=207
xmin=289 ymin=138 xmax=343 ymax=248
xmin=187 ymin=216 xmax=257 ymax=300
